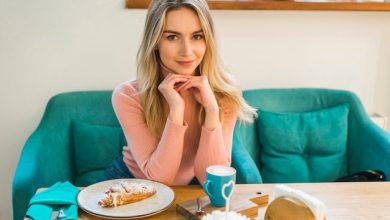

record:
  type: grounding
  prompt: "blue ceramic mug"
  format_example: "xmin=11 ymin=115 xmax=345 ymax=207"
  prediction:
xmin=203 ymin=165 xmax=236 ymax=207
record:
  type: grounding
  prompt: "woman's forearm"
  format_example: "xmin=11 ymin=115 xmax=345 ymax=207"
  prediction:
xmin=203 ymin=108 xmax=219 ymax=130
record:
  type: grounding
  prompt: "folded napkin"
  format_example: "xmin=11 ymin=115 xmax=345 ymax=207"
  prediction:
xmin=202 ymin=210 xmax=250 ymax=220
xmin=26 ymin=181 xmax=80 ymax=220
xmin=272 ymin=185 xmax=325 ymax=220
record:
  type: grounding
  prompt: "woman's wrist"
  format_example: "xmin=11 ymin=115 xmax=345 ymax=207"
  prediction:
xmin=204 ymin=108 xmax=219 ymax=130
xmin=205 ymin=105 xmax=219 ymax=113
xmin=169 ymin=107 xmax=185 ymax=125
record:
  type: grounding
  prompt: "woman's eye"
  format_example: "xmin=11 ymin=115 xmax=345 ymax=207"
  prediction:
xmin=193 ymin=34 xmax=204 ymax=40
xmin=167 ymin=35 xmax=178 ymax=41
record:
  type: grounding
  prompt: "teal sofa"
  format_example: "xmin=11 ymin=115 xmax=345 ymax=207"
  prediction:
xmin=12 ymin=89 xmax=390 ymax=220
xmin=12 ymin=91 xmax=118 ymax=220
xmin=234 ymin=88 xmax=390 ymax=184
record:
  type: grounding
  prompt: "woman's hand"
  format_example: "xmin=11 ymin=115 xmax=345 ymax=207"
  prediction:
xmin=177 ymin=76 xmax=220 ymax=129
xmin=177 ymin=76 xmax=218 ymax=112
xmin=158 ymin=73 xmax=191 ymax=124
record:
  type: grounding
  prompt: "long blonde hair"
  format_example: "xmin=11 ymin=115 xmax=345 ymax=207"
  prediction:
xmin=137 ymin=0 xmax=257 ymax=137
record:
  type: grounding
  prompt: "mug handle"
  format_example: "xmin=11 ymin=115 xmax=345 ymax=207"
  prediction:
xmin=221 ymin=180 xmax=235 ymax=201
xmin=203 ymin=180 xmax=215 ymax=200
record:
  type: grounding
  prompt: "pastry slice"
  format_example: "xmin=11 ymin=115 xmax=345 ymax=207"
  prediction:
xmin=98 ymin=181 xmax=157 ymax=207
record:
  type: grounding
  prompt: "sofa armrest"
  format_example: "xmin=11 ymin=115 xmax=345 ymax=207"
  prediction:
xmin=348 ymin=120 xmax=390 ymax=180
xmin=12 ymin=127 xmax=74 ymax=220
xmin=232 ymin=135 xmax=263 ymax=184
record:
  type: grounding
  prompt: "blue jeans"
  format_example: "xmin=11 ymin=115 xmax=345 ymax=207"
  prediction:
xmin=100 ymin=155 xmax=134 ymax=181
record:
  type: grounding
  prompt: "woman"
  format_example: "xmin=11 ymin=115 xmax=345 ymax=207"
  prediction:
xmin=102 ymin=0 xmax=256 ymax=185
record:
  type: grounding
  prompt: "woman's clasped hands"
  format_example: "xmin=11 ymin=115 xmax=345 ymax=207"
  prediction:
xmin=158 ymin=73 xmax=219 ymax=127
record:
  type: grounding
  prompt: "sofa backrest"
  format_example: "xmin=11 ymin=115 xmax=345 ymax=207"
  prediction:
xmin=44 ymin=88 xmax=370 ymax=184
xmin=41 ymin=91 xmax=123 ymax=184
xmin=234 ymin=88 xmax=371 ymax=177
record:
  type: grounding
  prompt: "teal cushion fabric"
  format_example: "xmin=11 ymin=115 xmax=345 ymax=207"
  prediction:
xmin=72 ymin=121 xmax=123 ymax=176
xmin=257 ymin=104 xmax=349 ymax=183
xmin=233 ymin=121 xmax=261 ymax=166
xmin=75 ymin=170 xmax=105 ymax=187
xmin=232 ymin=131 xmax=263 ymax=184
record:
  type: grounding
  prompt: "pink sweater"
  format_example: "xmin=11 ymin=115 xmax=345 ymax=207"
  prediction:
xmin=112 ymin=80 xmax=238 ymax=186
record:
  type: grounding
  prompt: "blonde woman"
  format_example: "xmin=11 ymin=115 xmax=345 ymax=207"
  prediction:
xmin=102 ymin=0 xmax=256 ymax=185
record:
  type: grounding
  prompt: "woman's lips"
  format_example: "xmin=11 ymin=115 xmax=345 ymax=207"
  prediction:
xmin=177 ymin=60 xmax=194 ymax=67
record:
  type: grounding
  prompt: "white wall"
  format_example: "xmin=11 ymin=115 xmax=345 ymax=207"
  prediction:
xmin=1 ymin=0 xmax=389 ymax=219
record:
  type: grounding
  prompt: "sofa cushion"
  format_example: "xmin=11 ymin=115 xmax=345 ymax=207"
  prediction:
xmin=75 ymin=170 xmax=105 ymax=187
xmin=72 ymin=121 xmax=123 ymax=176
xmin=257 ymin=104 xmax=349 ymax=183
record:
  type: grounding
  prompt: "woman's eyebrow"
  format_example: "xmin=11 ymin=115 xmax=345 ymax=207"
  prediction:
xmin=192 ymin=30 xmax=204 ymax=34
xmin=163 ymin=30 xmax=204 ymax=35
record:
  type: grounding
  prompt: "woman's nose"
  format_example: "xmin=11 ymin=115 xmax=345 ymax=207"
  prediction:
xmin=180 ymin=39 xmax=193 ymax=56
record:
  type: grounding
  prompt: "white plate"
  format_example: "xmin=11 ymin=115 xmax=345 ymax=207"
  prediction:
xmin=77 ymin=179 xmax=175 ymax=219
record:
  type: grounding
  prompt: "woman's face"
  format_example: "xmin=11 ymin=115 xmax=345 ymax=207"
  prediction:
xmin=157 ymin=7 xmax=206 ymax=76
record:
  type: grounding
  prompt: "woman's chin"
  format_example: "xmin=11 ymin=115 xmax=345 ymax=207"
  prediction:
xmin=174 ymin=70 xmax=196 ymax=75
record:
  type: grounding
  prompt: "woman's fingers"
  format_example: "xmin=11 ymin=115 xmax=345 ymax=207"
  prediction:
xmin=165 ymin=73 xmax=189 ymax=83
xmin=175 ymin=76 xmax=218 ymax=110
xmin=160 ymin=73 xmax=191 ymax=90
xmin=176 ymin=79 xmax=192 ymax=91
xmin=176 ymin=76 xmax=201 ymax=91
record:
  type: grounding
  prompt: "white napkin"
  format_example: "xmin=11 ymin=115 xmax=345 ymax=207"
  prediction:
xmin=272 ymin=185 xmax=325 ymax=220
xmin=201 ymin=210 xmax=250 ymax=220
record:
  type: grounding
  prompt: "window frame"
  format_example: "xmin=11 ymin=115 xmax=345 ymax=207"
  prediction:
xmin=125 ymin=0 xmax=390 ymax=11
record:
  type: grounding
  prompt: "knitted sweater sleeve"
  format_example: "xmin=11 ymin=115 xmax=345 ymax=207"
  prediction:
xmin=112 ymin=82 xmax=187 ymax=185
xmin=194 ymin=111 xmax=238 ymax=184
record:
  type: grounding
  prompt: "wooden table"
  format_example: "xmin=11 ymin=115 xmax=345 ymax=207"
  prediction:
xmin=76 ymin=182 xmax=390 ymax=220
xmin=27 ymin=182 xmax=390 ymax=219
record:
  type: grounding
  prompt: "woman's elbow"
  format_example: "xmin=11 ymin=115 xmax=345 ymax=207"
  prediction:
xmin=144 ymin=170 xmax=176 ymax=186
xmin=154 ymin=176 xmax=175 ymax=186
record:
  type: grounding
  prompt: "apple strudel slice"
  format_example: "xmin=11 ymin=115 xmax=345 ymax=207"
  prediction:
xmin=98 ymin=181 xmax=157 ymax=207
